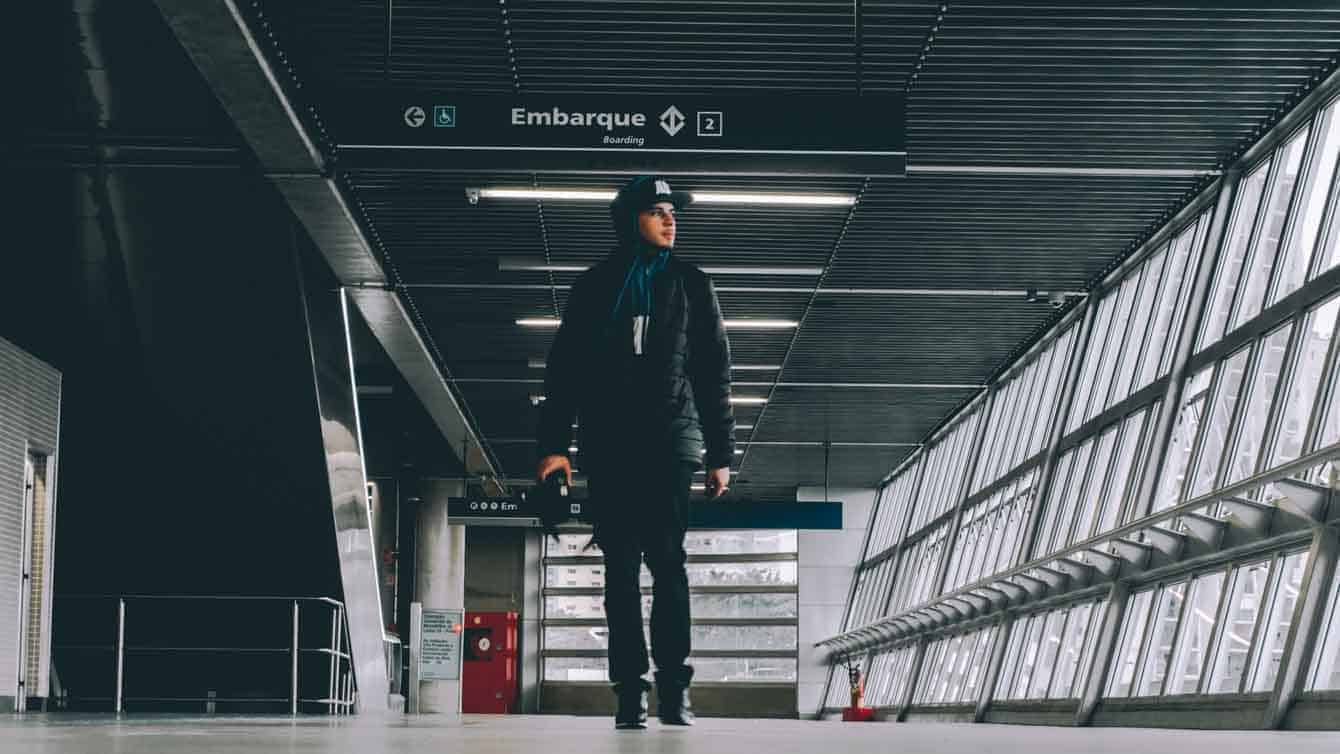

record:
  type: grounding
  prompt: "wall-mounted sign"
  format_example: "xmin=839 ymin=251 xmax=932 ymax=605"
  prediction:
xmin=418 ymin=608 xmax=464 ymax=681
xmin=332 ymin=93 xmax=906 ymax=176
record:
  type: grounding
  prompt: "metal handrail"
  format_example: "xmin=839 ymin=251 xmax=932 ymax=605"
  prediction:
xmin=821 ymin=443 xmax=1340 ymax=651
xmin=51 ymin=594 xmax=358 ymax=715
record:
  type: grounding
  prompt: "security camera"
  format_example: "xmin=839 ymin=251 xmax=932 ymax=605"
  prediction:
xmin=1048 ymin=292 xmax=1068 ymax=309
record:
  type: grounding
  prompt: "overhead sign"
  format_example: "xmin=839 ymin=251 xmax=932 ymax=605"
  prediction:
xmin=332 ymin=93 xmax=906 ymax=176
xmin=419 ymin=608 xmax=464 ymax=681
xmin=447 ymin=495 xmax=841 ymax=530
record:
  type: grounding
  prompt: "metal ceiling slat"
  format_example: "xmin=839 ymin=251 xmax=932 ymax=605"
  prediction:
xmin=250 ymin=1 xmax=1340 ymax=484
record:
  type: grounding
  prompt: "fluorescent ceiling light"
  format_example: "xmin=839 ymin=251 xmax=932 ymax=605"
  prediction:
xmin=736 ymin=424 xmax=755 ymax=430
xmin=528 ymin=358 xmax=546 ymax=369
xmin=730 ymin=396 xmax=769 ymax=405
xmin=569 ymin=446 xmax=579 ymax=453
xmin=691 ymin=192 xmax=855 ymax=206
xmin=470 ymin=187 xmax=857 ymax=207
xmin=530 ymin=395 xmax=547 ymax=404
xmin=501 ymin=258 xmax=821 ymax=277
xmin=479 ymin=188 xmax=616 ymax=202
xmin=724 ymin=320 xmax=799 ymax=329
xmin=732 ymin=365 xmax=781 ymax=371
xmin=499 ymin=258 xmax=587 ymax=273
xmin=523 ymin=317 xmax=794 ymax=330
xmin=700 ymin=266 xmax=824 ymax=276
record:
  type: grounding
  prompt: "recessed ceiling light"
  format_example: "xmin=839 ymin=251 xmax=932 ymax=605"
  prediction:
xmin=470 ymin=187 xmax=857 ymax=207
xmin=736 ymin=424 xmax=755 ymax=430
xmin=732 ymin=365 xmax=781 ymax=371
xmin=517 ymin=318 xmax=562 ymax=327
xmin=730 ymin=396 xmax=769 ymax=405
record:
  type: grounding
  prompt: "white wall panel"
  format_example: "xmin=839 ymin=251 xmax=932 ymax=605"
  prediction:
xmin=0 ymin=336 xmax=61 ymax=706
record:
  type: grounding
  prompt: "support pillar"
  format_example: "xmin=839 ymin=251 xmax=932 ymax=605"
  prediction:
xmin=1264 ymin=523 xmax=1338 ymax=729
xmin=1019 ymin=297 xmax=1098 ymax=562
xmin=973 ymin=615 xmax=1014 ymax=722
xmin=413 ymin=479 xmax=467 ymax=718
xmin=1076 ymin=581 xmax=1130 ymax=726
xmin=1131 ymin=171 xmax=1240 ymax=520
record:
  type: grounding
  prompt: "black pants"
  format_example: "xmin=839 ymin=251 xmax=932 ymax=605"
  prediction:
xmin=591 ymin=460 xmax=696 ymax=684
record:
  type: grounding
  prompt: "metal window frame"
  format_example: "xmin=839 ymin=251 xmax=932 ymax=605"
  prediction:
xmin=1269 ymin=94 xmax=1340 ymax=307
xmin=1202 ymin=558 xmax=1265 ymax=694
xmin=1230 ymin=123 xmax=1315 ymax=333
xmin=1248 ymin=549 xmax=1311 ymax=693
xmin=1289 ymin=294 xmax=1340 ymax=460
xmin=1163 ymin=568 xmax=1232 ymax=696
xmin=1222 ymin=322 xmax=1296 ymax=491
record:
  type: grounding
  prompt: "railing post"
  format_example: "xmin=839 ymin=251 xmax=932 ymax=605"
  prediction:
xmin=291 ymin=600 xmax=300 ymax=716
xmin=328 ymin=605 xmax=341 ymax=715
xmin=114 ymin=598 xmax=126 ymax=715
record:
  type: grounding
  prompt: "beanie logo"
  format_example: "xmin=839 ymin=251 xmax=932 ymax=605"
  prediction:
xmin=655 ymin=180 xmax=672 ymax=195
xmin=659 ymin=106 xmax=686 ymax=136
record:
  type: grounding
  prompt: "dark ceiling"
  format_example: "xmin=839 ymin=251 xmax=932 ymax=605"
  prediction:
xmin=16 ymin=1 xmax=1340 ymax=499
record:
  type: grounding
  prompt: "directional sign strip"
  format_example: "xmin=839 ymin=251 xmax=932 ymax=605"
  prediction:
xmin=448 ymin=497 xmax=842 ymax=530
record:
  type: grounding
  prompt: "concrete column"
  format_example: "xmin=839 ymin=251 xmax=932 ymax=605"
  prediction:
xmin=520 ymin=530 xmax=544 ymax=713
xmin=797 ymin=486 xmax=876 ymax=717
xmin=414 ymin=479 xmax=466 ymax=717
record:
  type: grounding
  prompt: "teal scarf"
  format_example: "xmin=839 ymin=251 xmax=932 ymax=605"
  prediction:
xmin=610 ymin=248 xmax=669 ymax=321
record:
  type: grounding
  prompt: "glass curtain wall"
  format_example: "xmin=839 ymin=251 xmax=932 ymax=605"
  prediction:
xmin=542 ymin=530 xmax=799 ymax=682
xmin=827 ymin=89 xmax=1340 ymax=715
xmin=913 ymin=624 xmax=1000 ymax=706
xmin=995 ymin=599 xmax=1106 ymax=702
xmin=1106 ymin=551 xmax=1307 ymax=698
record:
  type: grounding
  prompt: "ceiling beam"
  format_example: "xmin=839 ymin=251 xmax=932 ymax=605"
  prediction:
xmin=153 ymin=0 xmax=504 ymax=496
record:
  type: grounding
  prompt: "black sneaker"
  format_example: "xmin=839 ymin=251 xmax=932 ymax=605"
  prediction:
xmin=613 ymin=679 xmax=650 ymax=730
xmin=654 ymin=668 xmax=695 ymax=726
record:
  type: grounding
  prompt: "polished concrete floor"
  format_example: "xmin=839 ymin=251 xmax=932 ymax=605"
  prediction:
xmin=3 ymin=714 xmax=1340 ymax=754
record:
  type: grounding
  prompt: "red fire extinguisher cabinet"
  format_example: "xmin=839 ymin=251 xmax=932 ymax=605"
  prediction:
xmin=462 ymin=611 xmax=519 ymax=713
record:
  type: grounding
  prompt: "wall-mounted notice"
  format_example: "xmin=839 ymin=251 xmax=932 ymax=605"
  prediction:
xmin=419 ymin=608 xmax=464 ymax=681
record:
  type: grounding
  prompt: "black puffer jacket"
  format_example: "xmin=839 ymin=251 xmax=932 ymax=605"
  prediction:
xmin=536 ymin=251 xmax=736 ymax=474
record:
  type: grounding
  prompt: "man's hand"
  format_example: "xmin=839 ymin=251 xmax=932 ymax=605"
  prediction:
xmin=537 ymin=455 xmax=573 ymax=486
xmin=704 ymin=466 xmax=730 ymax=499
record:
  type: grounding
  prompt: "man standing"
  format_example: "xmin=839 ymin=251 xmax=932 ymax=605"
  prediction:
xmin=536 ymin=176 xmax=735 ymax=729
